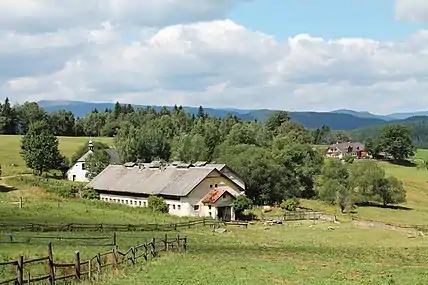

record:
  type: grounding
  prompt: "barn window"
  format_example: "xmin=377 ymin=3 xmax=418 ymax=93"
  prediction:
xmin=208 ymin=205 xmax=212 ymax=210
xmin=173 ymin=205 xmax=176 ymax=210
xmin=193 ymin=205 xmax=200 ymax=211
xmin=178 ymin=205 xmax=181 ymax=210
xmin=143 ymin=202 xmax=147 ymax=207
xmin=139 ymin=201 xmax=142 ymax=206
xmin=209 ymin=184 xmax=213 ymax=188
xmin=82 ymin=163 xmax=85 ymax=170
xmin=215 ymin=184 xmax=218 ymax=188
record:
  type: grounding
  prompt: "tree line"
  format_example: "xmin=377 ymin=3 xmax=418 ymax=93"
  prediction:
xmin=11 ymin=97 xmax=410 ymax=211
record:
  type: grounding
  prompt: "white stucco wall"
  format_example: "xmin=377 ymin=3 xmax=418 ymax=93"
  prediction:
xmin=99 ymin=193 xmax=186 ymax=216
xmin=67 ymin=162 xmax=89 ymax=182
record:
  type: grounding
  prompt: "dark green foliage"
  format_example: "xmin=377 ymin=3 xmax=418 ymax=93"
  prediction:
xmin=85 ymin=150 xmax=110 ymax=180
xmin=20 ymin=120 xmax=64 ymax=176
xmin=148 ymin=196 xmax=169 ymax=213
xmin=82 ymin=187 xmax=100 ymax=200
xmin=373 ymin=177 xmax=406 ymax=206
xmin=232 ymin=196 xmax=253 ymax=214
xmin=376 ymin=125 xmax=415 ymax=160
xmin=343 ymin=154 xmax=354 ymax=164
xmin=280 ymin=197 xmax=300 ymax=212
xmin=351 ymin=118 xmax=428 ymax=149
xmin=317 ymin=159 xmax=407 ymax=211
xmin=70 ymin=141 xmax=109 ymax=165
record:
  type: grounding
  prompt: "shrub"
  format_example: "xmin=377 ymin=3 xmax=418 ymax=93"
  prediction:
xmin=148 ymin=196 xmax=169 ymax=213
xmin=232 ymin=195 xmax=253 ymax=215
xmin=343 ymin=154 xmax=355 ymax=164
xmin=82 ymin=187 xmax=100 ymax=200
xmin=280 ymin=197 xmax=300 ymax=212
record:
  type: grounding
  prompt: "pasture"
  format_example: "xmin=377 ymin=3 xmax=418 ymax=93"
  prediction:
xmin=1 ymin=135 xmax=428 ymax=284
xmin=82 ymin=223 xmax=427 ymax=285
xmin=0 ymin=135 xmax=113 ymax=177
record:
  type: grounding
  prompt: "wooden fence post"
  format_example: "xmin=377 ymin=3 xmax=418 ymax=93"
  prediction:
xmin=177 ymin=234 xmax=181 ymax=249
xmin=17 ymin=255 xmax=23 ymax=285
xmin=130 ymin=247 xmax=136 ymax=265
xmin=163 ymin=234 xmax=167 ymax=251
xmin=48 ymin=242 xmax=55 ymax=285
xmin=113 ymin=246 xmax=118 ymax=267
xmin=143 ymin=244 xmax=148 ymax=261
xmin=151 ymin=238 xmax=156 ymax=257
xmin=26 ymin=272 xmax=30 ymax=284
xmin=96 ymin=253 xmax=101 ymax=276
xmin=18 ymin=197 xmax=23 ymax=209
xmin=88 ymin=259 xmax=92 ymax=280
xmin=112 ymin=232 xmax=117 ymax=246
xmin=183 ymin=236 xmax=187 ymax=252
xmin=74 ymin=251 xmax=81 ymax=279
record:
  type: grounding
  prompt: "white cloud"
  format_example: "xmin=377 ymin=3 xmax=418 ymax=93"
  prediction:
xmin=395 ymin=0 xmax=428 ymax=22
xmin=1 ymin=0 xmax=428 ymax=114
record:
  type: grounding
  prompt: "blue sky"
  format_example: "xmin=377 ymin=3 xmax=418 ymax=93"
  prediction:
xmin=228 ymin=0 xmax=426 ymax=41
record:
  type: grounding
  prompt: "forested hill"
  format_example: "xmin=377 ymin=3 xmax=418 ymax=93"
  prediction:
xmin=39 ymin=100 xmax=388 ymax=130
xmin=349 ymin=116 xmax=428 ymax=148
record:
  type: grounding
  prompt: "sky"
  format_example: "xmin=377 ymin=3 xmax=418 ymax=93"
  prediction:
xmin=1 ymin=0 xmax=428 ymax=114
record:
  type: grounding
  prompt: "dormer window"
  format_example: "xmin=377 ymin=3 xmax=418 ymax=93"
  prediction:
xmin=82 ymin=163 xmax=86 ymax=170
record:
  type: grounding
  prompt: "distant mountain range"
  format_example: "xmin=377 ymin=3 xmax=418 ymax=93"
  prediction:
xmin=37 ymin=100 xmax=428 ymax=131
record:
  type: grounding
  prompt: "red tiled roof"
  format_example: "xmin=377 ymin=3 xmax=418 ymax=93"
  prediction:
xmin=201 ymin=188 xmax=227 ymax=204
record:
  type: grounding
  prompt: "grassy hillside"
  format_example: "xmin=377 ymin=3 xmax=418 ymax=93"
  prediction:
xmin=0 ymin=135 xmax=113 ymax=177
xmin=1 ymin=135 xmax=428 ymax=283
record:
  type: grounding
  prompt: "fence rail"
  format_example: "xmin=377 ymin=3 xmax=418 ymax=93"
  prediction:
xmin=0 ymin=218 xmax=248 ymax=232
xmin=0 ymin=234 xmax=187 ymax=285
xmin=0 ymin=232 xmax=117 ymax=247
xmin=260 ymin=211 xmax=325 ymax=221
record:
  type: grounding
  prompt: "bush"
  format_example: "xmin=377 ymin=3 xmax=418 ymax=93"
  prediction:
xmin=232 ymin=195 xmax=253 ymax=214
xmin=82 ymin=187 xmax=100 ymax=200
xmin=343 ymin=154 xmax=354 ymax=164
xmin=280 ymin=197 xmax=300 ymax=212
xmin=148 ymin=196 xmax=169 ymax=213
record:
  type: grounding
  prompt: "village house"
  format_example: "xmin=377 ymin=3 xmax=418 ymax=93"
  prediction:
xmin=67 ymin=140 xmax=121 ymax=182
xmin=325 ymin=141 xmax=368 ymax=159
xmin=86 ymin=161 xmax=245 ymax=221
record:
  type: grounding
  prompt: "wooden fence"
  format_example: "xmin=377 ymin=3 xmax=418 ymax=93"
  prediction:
xmin=261 ymin=211 xmax=324 ymax=221
xmin=0 ymin=234 xmax=187 ymax=285
xmin=0 ymin=232 xmax=117 ymax=247
xmin=0 ymin=218 xmax=248 ymax=232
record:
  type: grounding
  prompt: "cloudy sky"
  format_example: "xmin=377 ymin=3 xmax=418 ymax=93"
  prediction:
xmin=1 ymin=0 xmax=428 ymax=114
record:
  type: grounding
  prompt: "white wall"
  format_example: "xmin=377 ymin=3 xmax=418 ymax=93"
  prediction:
xmin=99 ymin=193 xmax=188 ymax=216
xmin=67 ymin=162 xmax=89 ymax=182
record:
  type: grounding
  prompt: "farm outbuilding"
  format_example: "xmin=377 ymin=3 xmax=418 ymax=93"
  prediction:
xmin=86 ymin=161 xmax=245 ymax=221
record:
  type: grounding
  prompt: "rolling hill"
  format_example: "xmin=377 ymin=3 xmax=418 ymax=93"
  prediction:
xmin=37 ymin=100 xmax=427 ymax=131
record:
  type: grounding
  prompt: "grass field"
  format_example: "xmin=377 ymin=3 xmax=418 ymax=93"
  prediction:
xmin=0 ymin=135 xmax=113 ymax=177
xmin=84 ymin=223 xmax=428 ymax=285
xmin=1 ymin=135 xmax=428 ymax=284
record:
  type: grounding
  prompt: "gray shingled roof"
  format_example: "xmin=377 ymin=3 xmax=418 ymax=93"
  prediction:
xmin=87 ymin=165 xmax=219 ymax=197
xmin=328 ymin=142 xmax=365 ymax=154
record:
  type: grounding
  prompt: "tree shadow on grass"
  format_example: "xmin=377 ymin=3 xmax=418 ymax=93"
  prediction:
xmin=356 ymin=201 xmax=412 ymax=211
xmin=0 ymin=184 xmax=17 ymax=193
xmin=386 ymin=159 xmax=416 ymax=168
